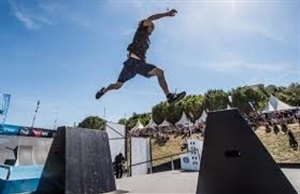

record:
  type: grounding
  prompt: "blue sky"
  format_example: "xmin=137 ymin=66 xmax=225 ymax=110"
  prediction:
xmin=1 ymin=0 xmax=299 ymax=129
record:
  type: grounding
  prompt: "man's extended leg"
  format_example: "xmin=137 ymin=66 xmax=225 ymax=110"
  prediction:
xmin=95 ymin=82 xmax=123 ymax=99
xmin=147 ymin=67 xmax=186 ymax=104
xmin=96 ymin=58 xmax=137 ymax=100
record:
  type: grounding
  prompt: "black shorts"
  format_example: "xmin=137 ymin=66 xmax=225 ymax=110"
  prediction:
xmin=117 ymin=57 xmax=157 ymax=83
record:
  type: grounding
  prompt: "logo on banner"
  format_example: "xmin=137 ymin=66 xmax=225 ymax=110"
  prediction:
xmin=183 ymin=157 xmax=189 ymax=163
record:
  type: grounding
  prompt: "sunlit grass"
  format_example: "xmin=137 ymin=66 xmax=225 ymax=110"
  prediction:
xmin=151 ymin=123 xmax=300 ymax=167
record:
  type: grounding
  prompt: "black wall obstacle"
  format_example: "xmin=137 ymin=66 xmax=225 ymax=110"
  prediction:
xmin=197 ymin=109 xmax=297 ymax=194
xmin=36 ymin=126 xmax=116 ymax=193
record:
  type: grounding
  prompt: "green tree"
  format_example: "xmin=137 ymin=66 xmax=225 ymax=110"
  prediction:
xmin=181 ymin=95 xmax=204 ymax=122
xmin=203 ymin=89 xmax=229 ymax=111
xmin=78 ymin=116 xmax=105 ymax=130
xmin=165 ymin=103 xmax=183 ymax=124
xmin=283 ymin=83 xmax=300 ymax=106
xmin=152 ymin=102 xmax=168 ymax=125
xmin=118 ymin=118 xmax=127 ymax=125
xmin=263 ymin=83 xmax=299 ymax=107
xmin=152 ymin=101 xmax=183 ymax=125
xmin=82 ymin=83 xmax=298 ymax=130
xmin=126 ymin=112 xmax=151 ymax=130
xmin=231 ymin=86 xmax=268 ymax=114
xmin=265 ymin=84 xmax=279 ymax=95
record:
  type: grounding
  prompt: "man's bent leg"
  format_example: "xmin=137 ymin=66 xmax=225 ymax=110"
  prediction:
xmin=147 ymin=66 xmax=186 ymax=104
xmin=147 ymin=67 xmax=170 ymax=96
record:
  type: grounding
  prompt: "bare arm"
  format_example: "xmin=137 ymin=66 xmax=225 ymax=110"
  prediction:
xmin=143 ymin=9 xmax=178 ymax=26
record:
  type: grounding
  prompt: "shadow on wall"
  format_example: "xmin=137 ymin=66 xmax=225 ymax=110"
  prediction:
xmin=150 ymin=158 xmax=181 ymax=174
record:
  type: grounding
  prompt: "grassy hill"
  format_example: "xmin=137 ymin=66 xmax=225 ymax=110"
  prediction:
xmin=255 ymin=123 xmax=300 ymax=163
xmin=150 ymin=123 xmax=300 ymax=166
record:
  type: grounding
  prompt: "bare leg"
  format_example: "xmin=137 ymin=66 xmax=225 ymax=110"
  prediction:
xmin=147 ymin=67 xmax=170 ymax=96
xmin=103 ymin=82 xmax=123 ymax=93
xmin=96 ymin=82 xmax=123 ymax=99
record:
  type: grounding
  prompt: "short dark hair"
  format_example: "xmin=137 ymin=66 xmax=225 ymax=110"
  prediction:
xmin=138 ymin=20 xmax=145 ymax=27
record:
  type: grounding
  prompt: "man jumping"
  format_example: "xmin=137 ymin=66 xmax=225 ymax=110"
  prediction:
xmin=96 ymin=9 xmax=186 ymax=104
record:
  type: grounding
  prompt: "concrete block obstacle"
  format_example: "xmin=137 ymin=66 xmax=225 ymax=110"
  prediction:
xmin=36 ymin=126 xmax=116 ymax=193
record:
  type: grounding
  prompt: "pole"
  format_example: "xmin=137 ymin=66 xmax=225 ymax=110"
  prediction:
xmin=31 ymin=100 xmax=40 ymax=129
xmin=124 ymin=113 xmax=130 ymax=177
xmin=171 ymin=156 xmax=174 ymax=171
xmin=103 ymin=107 xmax=106 ymax=120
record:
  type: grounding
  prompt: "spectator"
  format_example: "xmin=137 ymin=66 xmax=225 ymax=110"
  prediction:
xmin=265 ymin=124 xmax=272 ymax=133
xmin=273 ymin=125 xmax=280 ymax=135
xmin=281 ymin=123 xmax=288 ymax=134
xmin=114 ymin=153 xmax=125 ymax=179
xmin=287 ymin=129 xmax=298 ymax=151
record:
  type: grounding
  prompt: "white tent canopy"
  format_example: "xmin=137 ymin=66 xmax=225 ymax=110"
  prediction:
xmin=262 ymin=95 xmax=295 ymax=113
xmin=145 ymin=117 xmax=157 ymax=128
xmin=130 ymin=119 xmax=144 ymax=131
xmin=176 ymin=111 xmax=192 ymax=126
xmin=262 ymin=101 xmax=275 ymax=113
xmin=197 ymin=110 xmax=207 ymax=123
xmin=158 ymin=119 xmax=172 ymax=127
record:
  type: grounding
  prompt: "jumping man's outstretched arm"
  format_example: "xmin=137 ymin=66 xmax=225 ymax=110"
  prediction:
xmin=143 ymin=9 xmax=178 ymax=26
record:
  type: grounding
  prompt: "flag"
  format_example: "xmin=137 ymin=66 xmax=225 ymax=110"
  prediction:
xmin=228 ymin=95 xmax=233 ymax=103
xmin=248 ymin=101 xmax=257 ymax=113
xmin=0 ymin=93 xmax=11 ymax=124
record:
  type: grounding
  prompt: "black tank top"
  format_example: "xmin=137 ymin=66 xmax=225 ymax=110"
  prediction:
xmin=127 ymin=20 xmax=150 ymax=60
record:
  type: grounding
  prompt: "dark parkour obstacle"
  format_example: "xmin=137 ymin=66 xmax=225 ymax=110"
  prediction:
xmin=197 ymin=108 xmax=297 ymax=194
xmin=36 ymin=126 xmax=116 ymax=194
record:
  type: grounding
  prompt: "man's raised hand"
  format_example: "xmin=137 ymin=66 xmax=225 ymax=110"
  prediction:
xmin=166 ymin=9 xmax=178 ymax=17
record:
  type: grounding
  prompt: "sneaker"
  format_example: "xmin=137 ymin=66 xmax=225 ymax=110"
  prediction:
xmin=167 ymin=91 xmax=186 ymax=104
xmin=95 ymin=87 xmax=105 ymax=100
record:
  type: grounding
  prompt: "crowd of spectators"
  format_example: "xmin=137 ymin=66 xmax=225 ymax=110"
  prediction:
xmin=128 ymin=109 xmax=300 ymax=150
xmin=248 ymin=109 xmax=300 ymax=150
xmin=129 ymin=122 xmax=206 ymax=147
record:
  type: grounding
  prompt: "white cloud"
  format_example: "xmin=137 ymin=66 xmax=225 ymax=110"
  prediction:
xmin=9 ymin=0 xmax=37 ymax=30
xmin=39 ymin=2 xmax=93 ymax=27
xmin=208 ymin=61 xmax=294 ymax=73
xmin=67 ymin=14 xmax=92 ymax=27
xmin=157 ymin=1 xmax=297 ymax=46
xmin=9 ymin=0 xmax=53 ymax=30
xmin=36 ymin=16 xmax=53 ymax=25
xmin=150 ymin=1 xmax=298 ymax=80
xmin=9 ymin=0 xmax=95 ymax=30
xmin=180 ymin=50 xmax=296 ymax=74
